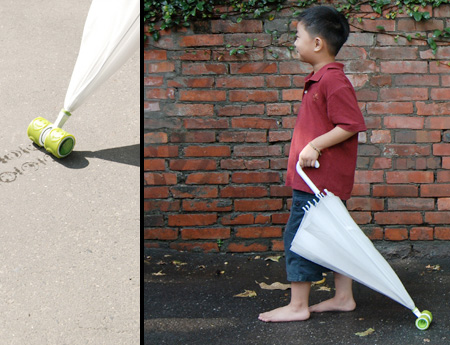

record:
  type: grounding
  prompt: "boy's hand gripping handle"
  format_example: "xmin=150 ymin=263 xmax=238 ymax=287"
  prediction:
xmin=295 ymin=161 xmax=320 ymax=195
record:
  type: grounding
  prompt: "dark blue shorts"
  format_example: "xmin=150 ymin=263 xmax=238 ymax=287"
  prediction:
xmin=284 ymin=189 xmax=330 ymax=282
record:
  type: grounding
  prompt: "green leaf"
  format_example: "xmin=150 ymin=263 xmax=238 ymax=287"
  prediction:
xmin=376 ymin=25 xmax=385 ymax=31
xmin=412 ymin=11 xmax=423 ymax=21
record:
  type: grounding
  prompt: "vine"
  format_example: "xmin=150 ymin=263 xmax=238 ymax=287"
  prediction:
xmin=143 ymin=0 xmax=450 ymax=55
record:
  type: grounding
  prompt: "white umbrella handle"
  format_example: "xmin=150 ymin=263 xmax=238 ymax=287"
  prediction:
xmin=295 ymin=161 xmax=320 ymax=195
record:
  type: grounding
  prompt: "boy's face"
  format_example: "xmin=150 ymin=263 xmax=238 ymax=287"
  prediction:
xmin=294 ymin=22 xmax=316 ymax=63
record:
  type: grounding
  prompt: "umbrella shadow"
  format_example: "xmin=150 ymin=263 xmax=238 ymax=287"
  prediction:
xmin=49 ymin=143 xmax=140 ymax=169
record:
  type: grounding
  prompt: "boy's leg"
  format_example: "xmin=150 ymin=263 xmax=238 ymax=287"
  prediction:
xmin=309 ymin=272 xmax=356 ymax=313
xmin=258 ymin=281 xmax=311 ymax=322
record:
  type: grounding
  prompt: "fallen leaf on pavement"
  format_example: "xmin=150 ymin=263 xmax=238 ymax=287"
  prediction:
xmin=426 ymin=264 xmax=441 ymax=271
xmin=172 ymin=260 xmax=187 ymax=266
xmin=257 ymin=281 xmax=291 ymax=290
xmin=265 ymin=255 xmax=281 ymax=262
xmin=316 ymin=286 xmax=331 ymax=292
xmin=234 ymin=290 xmax=257 ymax=298
xmin=152 ymin=270 xmax=166 ymax=276
xmin=355 ymin=328 xmax=375 ymax=337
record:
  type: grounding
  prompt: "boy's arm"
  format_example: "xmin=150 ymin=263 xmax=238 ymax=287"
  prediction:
xmin=298 ymin=126 xmax=356 ymax=168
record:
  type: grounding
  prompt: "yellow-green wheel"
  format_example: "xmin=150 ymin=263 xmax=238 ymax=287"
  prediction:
xmin=415 ymin=311 xmax=432 ymax=330
xmin=27 ymin=117 xmax=51 ymax=147
xmin=43 ymin=127 xmax=76 ymax=158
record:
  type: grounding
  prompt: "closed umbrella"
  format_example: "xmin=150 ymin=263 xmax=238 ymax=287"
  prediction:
xmin=291 ymin=162 xmax=432 ymax=330
xmin=27 ymin=0 xmax=139 ymax=158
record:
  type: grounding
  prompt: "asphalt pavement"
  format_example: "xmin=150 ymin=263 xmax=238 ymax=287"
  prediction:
xmin=144 ymin=247 xmax=450 ymax=345
xmin=0 ymin=1 xmax=139 ymax=343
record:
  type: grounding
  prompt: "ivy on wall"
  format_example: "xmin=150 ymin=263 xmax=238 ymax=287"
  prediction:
xmin=144 ymin=0 xmax=450 ymax=55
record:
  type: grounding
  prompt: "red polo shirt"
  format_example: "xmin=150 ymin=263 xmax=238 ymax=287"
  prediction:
xmin=285 ymin=63 xmax=367 ymax=200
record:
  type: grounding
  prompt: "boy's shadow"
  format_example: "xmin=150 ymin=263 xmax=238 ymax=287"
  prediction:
xmin=48 ymin=143 xmax=140 ymax=169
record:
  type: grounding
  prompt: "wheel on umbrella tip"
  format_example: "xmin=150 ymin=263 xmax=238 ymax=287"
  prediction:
xmin=415 ymin=310 xmax=432 ymax=330
xmin=27 ymin=117 xmax=52 ymax=147
xmin=43 ymin=127 xmax=76 ymax=158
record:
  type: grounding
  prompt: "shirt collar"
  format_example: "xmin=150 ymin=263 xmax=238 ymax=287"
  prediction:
xmin=305 ymin=62 xmax=344 ymax=83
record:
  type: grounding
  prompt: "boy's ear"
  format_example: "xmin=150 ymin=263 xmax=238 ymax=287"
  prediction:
xmin=313 ymin=37 xmax=324 ymax=52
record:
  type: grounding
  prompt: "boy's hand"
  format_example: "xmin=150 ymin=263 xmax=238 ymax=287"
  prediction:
xmin=298 ymin=144 xmax=319 ymax=168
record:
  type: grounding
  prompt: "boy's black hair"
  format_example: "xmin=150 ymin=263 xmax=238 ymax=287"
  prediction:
xmin=298 ymin=6 xmax=350 ymax=56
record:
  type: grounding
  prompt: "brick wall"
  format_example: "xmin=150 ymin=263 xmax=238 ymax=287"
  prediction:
xmin=144 ymin=4 xmax=450 ymax=253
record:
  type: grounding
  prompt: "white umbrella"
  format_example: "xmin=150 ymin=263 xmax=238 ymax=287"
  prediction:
xmin=27 ymin=0 xmax=139 ymax=158
xmin=290 ymin=162 xmax=432 ymax=330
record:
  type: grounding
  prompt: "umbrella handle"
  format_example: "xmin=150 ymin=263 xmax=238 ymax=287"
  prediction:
xmin=296 ymin=161 xmax=320 ymax=195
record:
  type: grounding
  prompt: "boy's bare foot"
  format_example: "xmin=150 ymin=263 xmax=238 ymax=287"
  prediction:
xmin=309 ymin=297 xmax=356 ymax=313
xmin=258 ymin=304 xmax=310 ymax=322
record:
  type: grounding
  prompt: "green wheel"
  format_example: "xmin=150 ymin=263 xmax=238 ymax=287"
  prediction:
xmin=415 ymin=311 xmax=432 ymax=330
xmin=422 ymin=310 xmax=433 ymax=322
xmin=43 ymin=127 xmax=76 ymax=158
xmin=27 ymin=117 xmax=51 ymax=147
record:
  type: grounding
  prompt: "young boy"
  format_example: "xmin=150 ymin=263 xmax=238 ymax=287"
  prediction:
xmin=259 ymin=6 xmax=367 ymax=322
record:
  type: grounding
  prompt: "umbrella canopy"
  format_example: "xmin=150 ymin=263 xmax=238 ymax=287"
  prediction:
xmin=64 ymin=0 xmax=139 ymax=112
xmin=290 ymin=162 xmax=416 ymax=311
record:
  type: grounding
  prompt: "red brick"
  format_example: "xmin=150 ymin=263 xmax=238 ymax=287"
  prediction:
xmin=144 ymin=145 xmax=179 ymax=158
xmin=181 ymin=228 xmax=230 ymax=240
xmin=395 ymin=75 xmax=439 ymax=86
xmin=184 ymin=118 xmax=228 ymax=129
xmin=234 ymin=199 xmax=283 ymax=211
xmin=170 ymin=242 xmax=219 ymax=253
xmin=387 ymin=198 xmax=434 ymax=211
xmin=437 ymin=171 xmax=450 ymax=182
xmin=144 ymin=228 xmax=178 ymax=240
xmin=243 ymin=160 xmax=270 ymax=170
xmin=372 ymin=158 xmax=392 ymax=169
xmin=169 ymin=159 xmax=216 ymax=171
xmin=227 ymin=242 xmax=268 ymax=252
xmin=354 ymin=170 xmax=384 ymax=184
xmin=180 ymin=35 xmax=224 ymax=47
xmin=271 ymin=240 xmax=284 ymax=251
xmin=221 ymin=214 xmax=254 ymax=225
xmin=144 ymin=159 xmax=165 ymax=171
xmin=182 ymin=200 xmax=231 ymax=212
xmin=383 ymin=116 xmax=424 ymax=129
xmin=380 ymin=61 xmax=427 ymax=73
xmin=171 ymin=77 xmax=215 ymax=88
xmin=182 ymin=63 xmax=227 ymax=75
xmin=380 ymin=88 xmax=428 ymax=101
xmin=179 ymin=90 xmax=226 ymax=102
xmin=279 ymin=61 xmax=312 ymax=74
xmin=233 ymin=145 xmax=282 ymax=157
xmin=230 ymin=62 xmax=277 ymax=74
xmin=383 ymin=145 xmax=430 ymax=157
xmin=220 ymin=159 xmax=245 ymax=170
xmin=165 ymin=104 xmax=214 ymax=116
xmin=410 ymin=227 xmax=434 ymax=241
xmin=146 ymin=88 xmax=175 ymax=99
xmin=346 ymin=198 xmax=384 ymax=211
xmin=370 ymin=130 xmax=391 ymax=144
xmin=144 ymin=186 xmax=169 ymax=199
xmin=395 ymin=130 xmax=441 ymax=143
xmin=216 ymin=76 xmax=265 ymax=88
xmin=144 ymin=173 xmax=177 ymax=185
xmin=425 ymin=117 xmax=450 ymax=129
xmin=425 ymin=212 xmax=450 ymax=224
xmin=351 ymin=184 xmax=371 ymax=196
xmin=272 ymin=213 xmax=290 ymax=224
xmin=168 ymin=213 xmax=218 ymax=226
xmin=267 ymin=76 xmax=291 ymax=88
xmin=211 ymin=20 xmax=263 ymax=33
xmin=229 ymin=90 xmax=278 ymax=102
xmin=267 ymin=103 xmax=291 ymax=115
xmin=363 ymin=227 xmax=384 ymax=240
xmin=219 ymin=132 xmax=266 ymax=143
xmin=435 ymin=227 xmax=450 ymax=240
xmin=421 ymin=184 xmax=450 ymax=197
xmin=231 ymin=172 xmax=280 ymax=184
xmin=417 ymin=102 xmax=450 ymax=116
xmin=145 ymin=200 xmax=180 ymax=212
xmin=170 ymin=131 xmax=216 ymax=143
xmin=367 ymin=102 xmax=413 ymax=115
xmin=231 ymin=118 xmax=278 ymax=129
xmin=179 ymin=50 xmax=211 ymax=61
xmin=185 ymin=172 xmax=229 ymax=184
xmin=386 ymin=171 xmax=433 ymax=184
xmin=144 ymin=50 xmax=167 ymax=60
xmin=374 ymin=212 xmax=422 ymax=224
xmin=220 ymin=186 xmax=268 ymax=198
xmin=350 ymin=212 xmax=372 ymax=225
xmin=438 ymin=198 xmax=450 ymax=210
xmin=148 ymin=62 xmax=175 ymax=73
xmin=144 ymin=215 xmax=164 ymax=227
xmin=144 ymin=76 xmax=164 ymax=86
xmin=144 ymin=132 xmax=168 ymax=144
xmin=433 ymin=143 xmax=450 ymax=156
xmin=282 ymin=89 xmax=303 ymax=101
xmin=235 ymin=227 xmax=282 ymax=238
xmin=398 ymin=18 xmax=444 ymax=32
xmin=184 ymin=146 xmax=231 ymax=157
xmin=170 ymin=186 xmax=218 ymax=199
xmin=385 ymin=228 xmax=408 ymax=241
